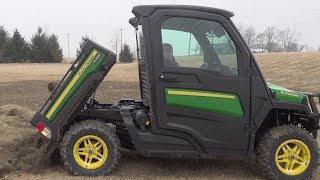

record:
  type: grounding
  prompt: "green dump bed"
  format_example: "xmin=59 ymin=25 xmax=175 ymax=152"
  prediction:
xmin=31 ymin=39 xmax=116 ymax=141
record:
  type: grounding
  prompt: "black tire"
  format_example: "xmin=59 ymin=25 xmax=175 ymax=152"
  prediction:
xmin=60 ymin=120 xmax=120 ymax=176
xmin=256 ymin=125 xmax=319 ymax=180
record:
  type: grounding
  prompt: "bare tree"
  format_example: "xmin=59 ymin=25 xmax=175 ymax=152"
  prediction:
xmin=237 ymin=23 xmax=308 ymax=53
xmin=110 ymin=30 xmax=119 ymax=57
xmin=304 ymin=44 xmax=313 ymax=52
xmin=255 ymin=33 xmax=266 ymax=53
xmin=236 ymin=23 xmax=245 ymax=34
xmin=263 ymin=26 xmax=279 ymax=52
xmin=318 ymin=46 xmax=320 ymax=52
xmin=242 ymin=26 xmax=256 ymax=50
xmin=278 ymin=28 xmax=302 ymax=52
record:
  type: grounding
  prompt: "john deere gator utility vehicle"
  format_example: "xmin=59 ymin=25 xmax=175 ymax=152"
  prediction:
xmin=31 ymin=5 xmax=320 ymax=179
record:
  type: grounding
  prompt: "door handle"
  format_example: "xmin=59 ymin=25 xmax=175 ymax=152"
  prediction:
xmin=159 ymin=74 xmax=180 ymax=83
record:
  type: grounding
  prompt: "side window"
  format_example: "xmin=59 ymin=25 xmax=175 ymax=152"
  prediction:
xmin=161 ymin=17 xmax=239 ymax=76
xmin=207 ymin=32 xmax=237 ymax=72
xmin=161 ymin=29 xmax=203 ymax=68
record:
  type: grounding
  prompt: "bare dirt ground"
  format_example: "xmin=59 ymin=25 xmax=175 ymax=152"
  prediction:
xmin=0 ymin=52 xmax=320 ymax=179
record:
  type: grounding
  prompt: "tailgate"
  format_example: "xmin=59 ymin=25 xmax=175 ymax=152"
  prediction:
xmin=30 ymin=39 xmax=116 ymax=141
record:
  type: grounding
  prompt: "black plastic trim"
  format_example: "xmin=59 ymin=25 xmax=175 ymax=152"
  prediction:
xmin=132 ymin=5 xmax=234 ymax=18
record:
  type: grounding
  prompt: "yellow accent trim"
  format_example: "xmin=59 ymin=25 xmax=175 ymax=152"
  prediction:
xmin=275 ymin=139 xmax=311 ymax=176
xmin=167 ymin=90 xmax=236 ymax=99
xmin=45 ymin=50 xmax=98 ymax=119
xmin=73 ymin=135 xmax=108 ymax=170
xmin=280 ymin=90 xmax=299 ymax=97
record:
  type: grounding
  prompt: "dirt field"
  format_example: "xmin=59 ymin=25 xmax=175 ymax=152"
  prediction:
xmin=0 ymin=52 xmax=320 ymax=179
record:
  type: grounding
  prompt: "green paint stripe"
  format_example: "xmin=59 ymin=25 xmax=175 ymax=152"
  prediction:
xmin=165 ymin=88 xmax=244 ymax=118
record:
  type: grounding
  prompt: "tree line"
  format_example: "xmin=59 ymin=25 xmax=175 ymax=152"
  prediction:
xmin=1 ymin=25 xmax=317 ymax=64
xmin=0 ymin=26 xmax=63 ymax=63
xmin=81 ymin=34 xmax=134 ymax=63
xmin=238 ymin=25 xmax=316 ymax=53
xmin=108 ymin=30 xmax=135 ymax=63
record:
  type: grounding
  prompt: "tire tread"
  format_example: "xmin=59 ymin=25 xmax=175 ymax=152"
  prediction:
xmin=60 ymin=120 xmax=121 ymax=176
xmin=256 ymin=125 xmax=319 ymax=180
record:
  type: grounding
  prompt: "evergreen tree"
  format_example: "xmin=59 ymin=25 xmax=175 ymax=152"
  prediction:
xmin=48 ymin=34 xmax=63 ymax=63
xmin=30 ymin=27 xmax=50 ymax=62
xmin=3 ymin=29 xmax=30 ymax=63
xmin=76 ymin=35 xmax=90 ymax=57
xmin=0 ymin=26 xmax=9 ymax=63
xmin=119 ymin=43 xmax=134 ymax=63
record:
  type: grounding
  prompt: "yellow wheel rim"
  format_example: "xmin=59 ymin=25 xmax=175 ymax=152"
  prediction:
xmin=275 ymin=139 xmax=311 ymax=176
xmin=73 ymin=135 xmax=108 ymax=170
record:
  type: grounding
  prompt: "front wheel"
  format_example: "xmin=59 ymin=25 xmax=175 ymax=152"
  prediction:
xmin=256 ymin=125 xmax=319 ymax=180
xmin=60 ymin=120 xmax=120 ymax=176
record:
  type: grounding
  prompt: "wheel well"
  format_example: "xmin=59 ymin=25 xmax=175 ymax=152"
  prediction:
xmin=255 ymin=108 xmax=317 ymax=146
xmin=60 ymin=116 xmax=136 ymax=151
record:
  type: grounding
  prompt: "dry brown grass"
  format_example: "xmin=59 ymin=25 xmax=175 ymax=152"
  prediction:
xmin=0 ymin=63 xmax=138 ymax=83
xmin=175 ymin=52 xmax=320 ymax=92
xmin=1 ymin=52 xmax=320 ymax=93
xmin=255 ymin=52 xmax=320 ymax=92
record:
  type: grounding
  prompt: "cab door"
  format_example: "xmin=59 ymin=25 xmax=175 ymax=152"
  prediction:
xmin=148 ymin=10 xmax=252 ymax=155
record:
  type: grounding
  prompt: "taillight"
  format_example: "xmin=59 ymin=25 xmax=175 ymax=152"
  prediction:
xmin=35 ymin=122 xmax=52 ymax=139
xmin=35 ymin=122 xmax=45 ymax=132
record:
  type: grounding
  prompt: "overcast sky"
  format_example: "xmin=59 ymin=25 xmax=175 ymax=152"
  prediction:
xmin=0 ymin=0 xmax=319 ymax=57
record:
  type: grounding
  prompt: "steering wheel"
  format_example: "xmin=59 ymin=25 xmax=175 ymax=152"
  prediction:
xmin=200 ymin=62 xmax=209 ymax=69
xmin=200 ymin=62 xmax=237 ymax=76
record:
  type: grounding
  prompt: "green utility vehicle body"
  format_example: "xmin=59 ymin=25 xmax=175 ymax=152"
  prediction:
xmin=267 ymin=83 xmax=307 ymax=103
xmin=30 ymin=5 xmax=320 ymax=179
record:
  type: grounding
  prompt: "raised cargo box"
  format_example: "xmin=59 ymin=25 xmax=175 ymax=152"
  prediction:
xmin=30 ymin=39 xmax=116 ymax=141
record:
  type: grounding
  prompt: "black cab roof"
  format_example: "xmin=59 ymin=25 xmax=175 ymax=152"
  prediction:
xmin=132 ymin=5 xmax=234 ymax=18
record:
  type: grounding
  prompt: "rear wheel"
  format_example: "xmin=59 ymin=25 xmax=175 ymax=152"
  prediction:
xmin=256 ymin=125 xmax=319 ymax=180
xmin=60 ymin=120 xmax=120 ymax=176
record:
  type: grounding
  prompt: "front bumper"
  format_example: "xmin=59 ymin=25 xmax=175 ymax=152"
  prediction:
xmin=303 ymin=92 xmax=320 ymax=130
xmin=305 ymin=93 xmax=320 ymax=114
